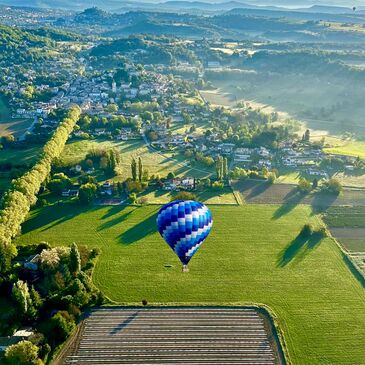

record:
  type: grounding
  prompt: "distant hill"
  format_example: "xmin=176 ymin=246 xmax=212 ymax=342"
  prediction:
xmin=1 ymin=0 xmax=365 ymax=13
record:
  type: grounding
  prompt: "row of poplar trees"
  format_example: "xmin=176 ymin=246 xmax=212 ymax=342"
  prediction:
xmin=216 ymin=156 xmax=229 ymax=180
xmin=0 ymin=106 xmax=81 ymax=272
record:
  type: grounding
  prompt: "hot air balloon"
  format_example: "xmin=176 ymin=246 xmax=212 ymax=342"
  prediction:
xmin=157 ymin=200 xmax=213 ymax=272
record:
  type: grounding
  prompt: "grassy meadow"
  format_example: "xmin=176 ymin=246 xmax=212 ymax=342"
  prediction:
xmin=61 ymin=138 xmax=214 ymax=179
xmin=16 ymin=203 xmax=365 ymax=365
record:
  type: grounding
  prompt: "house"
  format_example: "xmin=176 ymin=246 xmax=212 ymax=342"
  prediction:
xmin=24 ymin=254 xmax=40 ymax=270
xmin=62 ymin=189 xmax=79 ymax=197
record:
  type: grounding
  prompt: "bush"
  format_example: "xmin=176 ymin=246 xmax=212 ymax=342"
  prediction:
xmin=172 ymin=191 xmax=197 ymax=201
xmin=300 ymin=223 xmax=314 ymax=238
xmin=211 ymin=181 xmax=224 ymax=190
xmin=298 ymin=178 xmax=311 ymax=194
xmin=5 ymin=340 xmax=43 ymax=365
xmin=323 ymin=178 xmax=342 ymax=195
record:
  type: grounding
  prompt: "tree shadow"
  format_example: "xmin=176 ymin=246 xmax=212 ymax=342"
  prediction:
xmin=246 ymin=181 xmax=271 ymax=200
xmin=342 ymin=254 xmax=365 ymax=288
xmin=21 ymin=203 xmax=87 ymax=233
xmin=118 ymin=210 xmax=158 ymax=245
xmin=311 ymin=191 xmax=338 ymax=215
xmin=277 ymin=232 xmax=324 ymax=267
xmin=110 ymin=311 xmax=139 ymax=335
xmin=101 ymin=205 xmax=127 ymax=220
xmin=272 ymin=192 xmax=305 ymax=220
xmin=97 ymin=211 xmax=132 ymax=231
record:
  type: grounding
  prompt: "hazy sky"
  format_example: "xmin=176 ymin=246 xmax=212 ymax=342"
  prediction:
xmin=135 ymin=0 xmax=365 ymax=7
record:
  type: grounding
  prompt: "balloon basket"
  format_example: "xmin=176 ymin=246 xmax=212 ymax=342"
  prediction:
xmin=182 ymin=265 xmax=189 ymax=273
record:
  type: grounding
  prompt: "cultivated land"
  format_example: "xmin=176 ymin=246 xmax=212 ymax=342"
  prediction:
xmin=62 ymin=307 xmax=283 ymax=365
xmin=16 ymin=204 xmax=365 ymax=365
xmin=233 ymin=180 xmax=365 ymax=209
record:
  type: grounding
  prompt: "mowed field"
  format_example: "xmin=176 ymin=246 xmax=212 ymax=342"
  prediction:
xmin=16 ymin=204 xmax=365 ymax=365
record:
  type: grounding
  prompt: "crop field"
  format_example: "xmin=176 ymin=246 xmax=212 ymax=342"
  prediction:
xmin=16 ymin=203 xmax=365 ymax=365
xmin=324 ymin=206 xmax=365 ymax=253
xmin=62 ymin=307 xmax=283 ymax=365
xmin=233 ymin=180 xmax=365 ymax=209
xmin=61 ymin=139 xmax=213 ymax=179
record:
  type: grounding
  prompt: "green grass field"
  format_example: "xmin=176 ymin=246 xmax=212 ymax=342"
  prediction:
xmin=61 ymin=139 xmax=213 ymax=179
xmin=0 ymin=97 xmax=33 ymax=137
xmin=16 ymin=203 xmax=365 ymax=365
xmin=324 ymin=139 xmax=365 ymax=160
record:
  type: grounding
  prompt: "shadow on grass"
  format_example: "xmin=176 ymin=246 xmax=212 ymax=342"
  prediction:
xmin=97 ymin=211 xmax=132 ymax=231
xmin=118 ymin=210 xmax=158 ymax=245
xmin=342 ymin=254 xmax=365 ymax=288
xmin=101 ymin=205 xmax=127 ymax=220
xmin=21 ymin=202 xmax=88 ymax=233
xmin=110 ymin=311 xmax=139 ymax=335
xmin=272 ymin=191 xmax=305 ymax=220
xmin=310 ymin=191 xmax=338 ymax=215
xmin=277 ymin=232 xmax=324 ymax=267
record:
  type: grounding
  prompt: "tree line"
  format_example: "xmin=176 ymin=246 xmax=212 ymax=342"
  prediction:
xmin=0 ymin=106 xmax=81 ymax=273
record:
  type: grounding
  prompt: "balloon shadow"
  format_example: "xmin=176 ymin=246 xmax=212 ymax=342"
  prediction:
xmin=110 ymin=311 xmax=139 ymax=335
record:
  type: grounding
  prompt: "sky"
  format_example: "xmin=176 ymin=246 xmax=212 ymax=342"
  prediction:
xmin=134 ymin=0 xmax=365 ymax=7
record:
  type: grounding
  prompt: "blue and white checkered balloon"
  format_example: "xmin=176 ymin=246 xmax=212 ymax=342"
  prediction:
xmin=157 ymin=200 xmax=213 ymax=266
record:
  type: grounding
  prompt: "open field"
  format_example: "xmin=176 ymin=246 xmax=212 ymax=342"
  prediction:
xmin=16 ymin=203 xmax=365 ymax=365
xmin=61 ymin=139 xmax=214 ymax=179
xmin=139 ymin=186 xmax=237 ymax=205
xmin=63 ymin=307 xmax=283 ymax=365
xmin=0 ymin=98 xmax=33 ymax=137
xmin=0 ymin=146 xmax=41 ymax=165
xmin=324 ymin=139 xmax=365 ymax=160
xmin=208 ymin=77 xmax=365 ymax=136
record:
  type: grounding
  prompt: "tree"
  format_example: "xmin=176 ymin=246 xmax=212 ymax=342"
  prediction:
xmin=303 ymin=129 xmax=310 ymax=142
xmin=167 ymin=172 xmax=175 ymax=180
xmin=323 ymin=178 xmax=342 ymax=195
xmin=70 ymin=243 xmax=81 ymax=276
xmin=78 ymin=183 xmax=97 ymax=205
xmin=138 ymin=157 xmax=143 ymax=182
xmin=12 ymin=280 xmax=30 ymax=317
xmin=172 ymin=191 xmax=197 ymax=201
xmin=216 ymin=157 xmax=223 ymax=180
xmin=131 ymin=158 xmax=137 ymax=181
xmin=5 ymin=341 xmax=42 ymax=365
xmin=298 ymin=178 xmax=311 ymax=194
xmin=223 ymin=157 xmax=228 ymax=179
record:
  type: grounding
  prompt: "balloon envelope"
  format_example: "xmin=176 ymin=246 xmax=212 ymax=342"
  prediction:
xmin=156 ymin=200 xmax=213 ymax=265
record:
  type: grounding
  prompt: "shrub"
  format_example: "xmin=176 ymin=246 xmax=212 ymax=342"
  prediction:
xmin=172 ymin=191 xmax=197 ymax=201
xmin=298 ymin=178 xmax=311 ymax=194
xmin=300 ymin=223 xmax=314 ymax=238
xmin=5 ymin=340 xmax=42 ymax=365
xmin=211 ymin=181 xmax=224 ymax=190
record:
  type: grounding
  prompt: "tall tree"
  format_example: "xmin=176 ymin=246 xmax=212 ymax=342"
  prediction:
xmin=70 ymin=242 xmax=81 ymax=276
xmin=131 ymin=158 xmax=137 ymax=181
xmin=138 ymin=157 xmax=143 ymax=182
xmin=223 ymin=157 xmax=228 ymax=179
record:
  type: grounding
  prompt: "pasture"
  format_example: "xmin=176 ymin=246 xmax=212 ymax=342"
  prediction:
xmin=16 ymin=203 xmax=365 ymax=365
xmin=61 ymin=139 xmax=214 ymax=179
xmin=0 ymin=98 xmax=33 ymax=137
